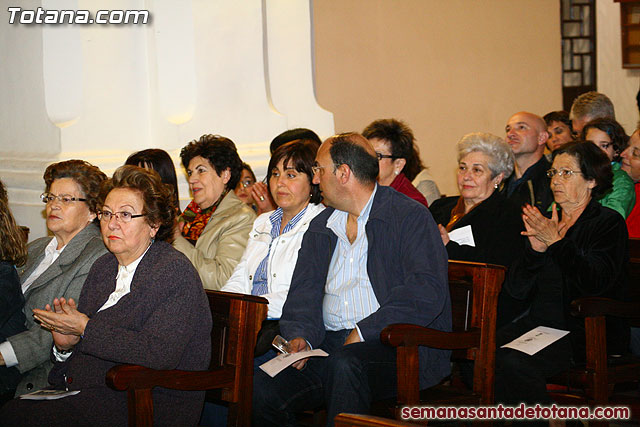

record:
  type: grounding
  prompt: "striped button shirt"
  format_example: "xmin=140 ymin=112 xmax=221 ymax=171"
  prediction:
xmin=251 ymin=206 xmax=308 ymax=295
xmin=323 ymin=186 xmax=379 ymax=334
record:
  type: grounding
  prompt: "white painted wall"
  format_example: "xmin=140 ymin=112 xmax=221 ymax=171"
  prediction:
xmin=0 ymin=0 xmax=334 ymax=240
xmin=597 ymin=0 xmax=640 ymax=134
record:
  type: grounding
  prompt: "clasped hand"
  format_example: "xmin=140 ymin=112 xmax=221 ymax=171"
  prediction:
xmin=33 ymin=297 xmax=89 ymax=351
xmin=521 ymin=204 xmax=568 ymax=252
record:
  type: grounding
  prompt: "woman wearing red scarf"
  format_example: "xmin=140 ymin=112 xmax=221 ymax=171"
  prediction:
xmin=173 ymin=135 xmax=256 ymax=290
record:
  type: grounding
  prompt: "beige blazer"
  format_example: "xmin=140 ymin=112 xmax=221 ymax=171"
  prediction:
xmin=173 ymin=191 xmax=255 ymax=290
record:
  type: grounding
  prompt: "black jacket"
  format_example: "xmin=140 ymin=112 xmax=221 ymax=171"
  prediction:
xmin=503 ymin=200 xmax=629 ymax=358
xmin=0 ymin=261 xmax=25 ymax=342
xmin=429 ymin=191 xmax=525 ymax=268
xmin=502 ymin=156 xmax=553 ymax=212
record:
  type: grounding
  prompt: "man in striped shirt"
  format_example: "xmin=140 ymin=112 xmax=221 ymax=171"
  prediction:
xmin=253 ymin=132 xmax=450 ymax=426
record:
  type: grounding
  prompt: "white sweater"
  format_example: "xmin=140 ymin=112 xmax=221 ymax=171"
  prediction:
xmin=221 ymin=203 xmax=325 ymax=318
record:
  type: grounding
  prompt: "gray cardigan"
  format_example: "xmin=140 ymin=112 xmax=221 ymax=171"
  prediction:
xmin=11 ymin=224 xmax=107 ymax=395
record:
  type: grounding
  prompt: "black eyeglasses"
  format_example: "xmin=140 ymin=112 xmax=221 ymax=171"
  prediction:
xmin=375 ymin=152 xmax=399 ymax=161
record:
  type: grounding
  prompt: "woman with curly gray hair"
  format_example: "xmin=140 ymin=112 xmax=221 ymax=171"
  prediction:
xmin=0 ymin=166 xmax=212 ymax=426
xmin=429 ymin=132 xmax=525 ymax=267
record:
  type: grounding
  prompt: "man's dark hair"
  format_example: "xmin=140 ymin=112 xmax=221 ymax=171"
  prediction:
xmin=329 ymin=133 xmax=379 ymax=185
xmin=270 ymin=128 xmax=322 ymax=154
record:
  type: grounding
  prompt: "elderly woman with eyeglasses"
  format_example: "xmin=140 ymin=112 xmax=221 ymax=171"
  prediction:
xmin=495 ymin=141 xmax=629 ymax=407
xmin=0 ymin=160 xmax=107 ymax=398
xmin=0 ymin=166 xmax=212 ymax=426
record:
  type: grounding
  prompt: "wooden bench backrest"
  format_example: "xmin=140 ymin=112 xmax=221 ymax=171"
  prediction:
xmin=205 ymin=290 xmax=267 ymax=403
xmin=448 ymin=260 xmax=505 ymax=402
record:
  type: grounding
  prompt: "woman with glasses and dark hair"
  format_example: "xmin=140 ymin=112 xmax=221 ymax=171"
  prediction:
xmin=234 ymin=162 xmax=258 ymax=212
xmin=495 ymin=141 xmax=628 ymax=407
xmin=173 ymin=134 xmax=256 ymax=290
xmin=125 ymin=148 xmax=180 ymax=210
xmin=0 ymin=165 xmax=211 ymax=426
xmin=0 ymin=160 xmax=107 ymax=398
xmin=363 ymin=118 xmax=433 ymax=207
xmin=581 ymin=118 xmax=634 ymax=218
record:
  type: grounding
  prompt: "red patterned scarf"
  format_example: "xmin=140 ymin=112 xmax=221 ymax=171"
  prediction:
xmin=179 ymin=194 xmax=224 ymax=245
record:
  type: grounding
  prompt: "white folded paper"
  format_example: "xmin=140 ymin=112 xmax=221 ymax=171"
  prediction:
xmin=260 ymin=349 xmax=329 ymax=377
xmin=449 ymin=225 xmax=475 ymax=247
xmin=19 ymin=389 xmax=80 ymax=400
xmin=501 ymin=326 xmax=570 ymax=356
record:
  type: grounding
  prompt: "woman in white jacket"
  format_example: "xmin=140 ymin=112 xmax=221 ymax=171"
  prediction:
xmin=222 ymin=139 xmax=324 ymax=326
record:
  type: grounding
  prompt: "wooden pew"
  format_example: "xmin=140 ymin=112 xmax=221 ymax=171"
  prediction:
xmin=547 ymin=238 xmax=640 ymax=426
xmin=379 ymin=260 xmax=505 ymax=422
xmin=106 ymin=290 xmax=268 ymax=427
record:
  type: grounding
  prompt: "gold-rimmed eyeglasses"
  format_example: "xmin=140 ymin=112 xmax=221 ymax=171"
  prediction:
xmin=546 ymin=168 xmax=583 ymax=179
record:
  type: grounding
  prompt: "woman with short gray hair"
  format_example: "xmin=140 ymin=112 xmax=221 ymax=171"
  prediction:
xmin=430 ymin=132 xmax=524 ymax=267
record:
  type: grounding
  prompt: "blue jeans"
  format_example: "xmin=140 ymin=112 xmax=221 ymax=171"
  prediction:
xmin=252 ymin=330 xmax=397 ymax=427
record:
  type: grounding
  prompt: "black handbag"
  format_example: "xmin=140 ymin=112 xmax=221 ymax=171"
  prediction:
xmin=254 ymin=319 xmax=280 ymax=357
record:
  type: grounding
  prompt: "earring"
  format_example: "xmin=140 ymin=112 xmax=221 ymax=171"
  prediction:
xmin=494 ymin=183 xmax=498 ymax=189
xmin=395 ymin=170 xmax=399 ymax=175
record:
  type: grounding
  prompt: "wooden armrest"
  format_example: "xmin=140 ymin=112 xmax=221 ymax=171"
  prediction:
xmin=334 ymin=413 xmax=413 ymax=426
xmin=205 ymin=290 xmax=268 ymax=305
xmin=570 ymin=297 xmax=640 ymax=319
xmin=381 ymin=324 xmax=481 ymax=349
xmin=106 ymin=364 xmax=235 ymax=392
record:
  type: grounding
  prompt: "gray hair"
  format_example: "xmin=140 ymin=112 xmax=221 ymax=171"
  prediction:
xmin=457 ymin=132 xmax=514 ymax=179
xmin=570 ymin=91 xmax=615 ymax=121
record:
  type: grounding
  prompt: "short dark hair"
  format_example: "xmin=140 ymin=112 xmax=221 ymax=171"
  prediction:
xmin=125 ymin=149 xmax=179 ymax=208
xmin=270 ymin=128 xmax=322 ymax=154
xmin=267 ymin=139 xmax=322 ymax=204
xmin=44 ymin=159 xmax=107 ymax=215
xmin=240 ymin=163 xmax=257 ymax=183
xmin=581 ymin=118 xmax=629 ymax=160
xmin=100 ymin=165 xmax=176 ymax=242
xmin=553 ymin=140 xmax=613 ymax=200
xmin=329 ymin=133 xmax=379 ymax=185
xmin=543 ymin=110 xmax=573 ymax=130
xmin=180 ymin=134 xmax=243 ymax=190
xmin=362 ymin=118 xmax=425 ymax=181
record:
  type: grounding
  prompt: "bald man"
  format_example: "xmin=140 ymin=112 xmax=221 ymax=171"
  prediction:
xmin=502 ymin=111 xmax=554 ymax=212
xmin=253 ymin=133 xmax=450 ymax=427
